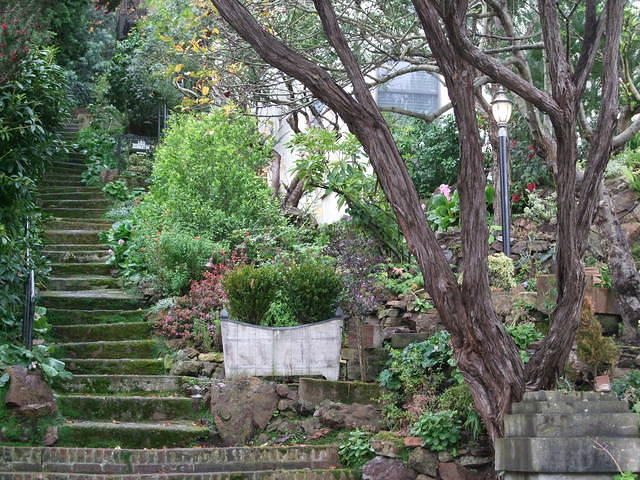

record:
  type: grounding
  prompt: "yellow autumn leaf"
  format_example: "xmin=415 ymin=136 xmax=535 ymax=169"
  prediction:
xmin=201 ymin=86 xmax=210 ymax=96
xmin=212 ymin=27 xmax=220 ymax=35
xmin=174 ymin=64 xmax=184 ymax=73
xmin=174 ymin=45 xmax=184 ymax=52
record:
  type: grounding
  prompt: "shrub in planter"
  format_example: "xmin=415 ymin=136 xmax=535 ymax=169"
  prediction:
xmin=223 ymin=264 xmax=281 ymax=325
xmin=285 ymin=260 xmax=342 ymax=324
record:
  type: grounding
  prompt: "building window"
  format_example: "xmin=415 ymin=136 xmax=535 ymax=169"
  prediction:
xmin=376 ymin=64 xmax=440 ymax=114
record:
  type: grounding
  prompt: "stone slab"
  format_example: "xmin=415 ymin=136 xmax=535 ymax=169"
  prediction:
xmin=495 ymin=437 xmax=640 ymax=472
xmin=298 ymin=377 xmax=381 ymax=407
xmin=390 ymin=333 xmax=430 ymax=349
xmin=504 ymin=412 xmax=639 ymax=437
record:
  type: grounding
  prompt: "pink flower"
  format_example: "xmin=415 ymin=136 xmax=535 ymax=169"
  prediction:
xmin=512 ymin=193 xmax=522 ymax=203
xmin=526 ymin=182 xmax=536 ymax=192
xmin=1 ymin=24 xmax=7 ymax=30
xmin=107 ymin=249 xmax=114 ymax=255
xmin=437 ymin=184 xmax=452 ymax=200
xmin=118 ymin=239 xmax=125 ymax=245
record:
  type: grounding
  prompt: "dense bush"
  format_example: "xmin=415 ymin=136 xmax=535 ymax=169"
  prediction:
xmin=222 ymin=264 xmax=282 ymax=325
xmin=393 ymin=116 xmax=460 ymax=198
xmin=410 ymin=410 xmax=462 ymax=452
xmin=338 ymin=430 xmax=375 ymax=468
xmin=285 ymin=261 xmax=342 ymax=323
xmin=144 ymin=111 xmax=279 ymax=238
xmin=223 ymin=260 xmax=342 ymax=326
xmin=0 ymin=47 xmax=71 ymax=383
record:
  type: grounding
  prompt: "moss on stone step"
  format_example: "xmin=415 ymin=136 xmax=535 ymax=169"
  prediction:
xmin=58 ymin=395 xmax=195 ymax=421
xmin=43 ymin=208 xmax=107 ymax=218
xmin=45 ymin=230 xmax=102 ymax=244
xmin=45 ymin=252 xmax=111 ymax=264
xmin=56 ymin=421 xmax=208 ymax=448
xmin=62 ymin=358 xmax=164 ymax=375
xmin=47 ymin=275 xmax=119 ymax=290
xmin=41 ymin=290 xmax=142 ymax=310
xmin=56 ymin=375 xmax=199 ymax=394
xmin=44 ymin=244 xmax=108 ymax=251
xmin=51 ymin=339 xmax=157 ymax=359
xmin=46 ymin=309 xmax=145 ymax=325
xmin=52 ymin=321 xmax=150 ymax=342
xmin=48 ymin=262 xmax=112 ymax=276
xmin=41 ymin=199 xmax=111 ymax=209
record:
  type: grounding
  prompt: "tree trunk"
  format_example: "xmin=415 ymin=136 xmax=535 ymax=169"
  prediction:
xmin=596 ymin=183 xmax=640 ymax=344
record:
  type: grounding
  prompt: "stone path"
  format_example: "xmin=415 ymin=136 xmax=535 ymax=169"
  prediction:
xmin=38 ymin=122 xmax=209 ymax=448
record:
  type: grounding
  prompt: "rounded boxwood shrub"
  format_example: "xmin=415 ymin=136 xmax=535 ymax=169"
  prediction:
xmin=285 ymin=260 xmax=342 ymax=324
xmin=222 ymin=264 xmax=281 ymax=324
xmin=223 ymin=260 xmax=342 ymax=325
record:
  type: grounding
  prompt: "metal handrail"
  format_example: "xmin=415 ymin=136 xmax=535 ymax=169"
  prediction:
xmin=21 ymin=218 xmax=35 ymax=350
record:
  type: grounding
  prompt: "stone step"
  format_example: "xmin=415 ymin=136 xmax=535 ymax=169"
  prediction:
xmin=43 ymin=208 xmax=107 ymax=218
xmin=57 ymin=395 xmax=196 ymax=422
xmin=44 ymin=244 xmax=108 ymax=252
xmin=51 ymin=340 xmax=157 ymax=359
xmin=40 ymin=290 xmax=141 ymax=311
xmin=511 ymin=399 xmax=630 ymax=414
xmin=40 ymin=186 xmax=100 ymax=194
xmin=50 ymin=160 xmax=86 ymax=169
xmin=521 ymin=391 xmax=618 ymax=402
xmin=40 ymin=191 xmax=105 ymax=201
xmin=41 ymin=199 xmax=111 ymax=209
xmin=56 ymin=421 xmax=208 ymax=448
xmin=56 ymin=375 xmax=198 ymax=394
xmin=48 ymin=276 xmax=119 ymax=290
xmin=46 ymin=172 xmax=83 ymax=181
xmin=52 ymin=321 xmax=150 ymax=342
xmin=495 ymin=437 xmax=640 ymax=473
xmin=0 ymin=471 xmax=358 ymax=480
xmin=42 ymin=179 xmax=85 ymax=187
xmin=46 ymin=309 xmax=145 ymax=325
xmin=45 ymin=220 xmax=111 ymax=230
xmin=45 ymin=230 xmax=102 ymax=244
xmin=62 ymin=358 xmax=164 ymax=375
xmin=44 ymin=251 xmax=111 ymax=264
xmin=47 ymin=166 xmax=85 ymax=175
xmin=48 ymin=263 xmax=112 ymax=276
xmin=504 ymin=412 xmax=640 ymax=438
xmin=0 ymin=445 xmax=342 ymax=473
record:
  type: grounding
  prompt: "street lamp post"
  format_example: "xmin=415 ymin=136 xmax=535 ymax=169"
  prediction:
xmin=491 ymin=87 xmax=513 ymax=256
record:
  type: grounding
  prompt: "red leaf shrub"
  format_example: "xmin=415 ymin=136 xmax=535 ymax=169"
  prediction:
xmin=154 ymin=250 xmax=247 ymax=349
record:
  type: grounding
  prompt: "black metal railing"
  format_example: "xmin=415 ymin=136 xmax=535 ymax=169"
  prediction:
xmin=21 ymin=218 xmax=35 ymax=349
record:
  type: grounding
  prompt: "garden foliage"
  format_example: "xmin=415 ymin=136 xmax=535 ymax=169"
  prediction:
xmin=0 ymin=46 xmax=72 ymax=383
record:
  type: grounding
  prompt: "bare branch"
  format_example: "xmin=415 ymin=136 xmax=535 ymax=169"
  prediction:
xmin=613 ymin=115 xmax=640 ymax=149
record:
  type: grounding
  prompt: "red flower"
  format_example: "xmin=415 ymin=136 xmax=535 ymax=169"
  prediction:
xmin=526 ymin=182 xmax=536 ymax=192
xmin=1 ymin=24 xmax=7 ymax=30
xmin=512 ymin=193 xmax=522 ymax=203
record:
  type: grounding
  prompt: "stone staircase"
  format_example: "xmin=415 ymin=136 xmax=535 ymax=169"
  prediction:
xmin=0 ymin=445 xmax=356 ymax=479
xmin=38 ymin=122 xmax=210 ymax=449
xmin=496 ymin=390 xmax=640 ymax=479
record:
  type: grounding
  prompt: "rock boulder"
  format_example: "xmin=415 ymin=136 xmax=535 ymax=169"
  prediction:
xmin=5 ymin=366 xmax=56 ymax=417
xmin=210 ymin=377 xmax=279 ymax=446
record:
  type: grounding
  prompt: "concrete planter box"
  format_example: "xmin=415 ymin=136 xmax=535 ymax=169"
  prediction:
xmin=221 ymin=317 xmax=343 ymax=380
